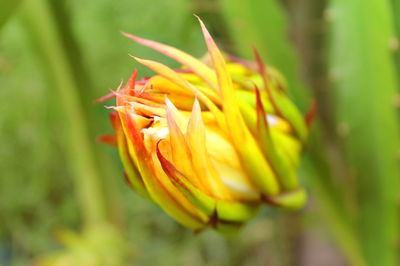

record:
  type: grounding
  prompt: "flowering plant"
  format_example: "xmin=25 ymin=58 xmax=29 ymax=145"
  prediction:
xmin=100 ymin=18 xmax=314 ymax=234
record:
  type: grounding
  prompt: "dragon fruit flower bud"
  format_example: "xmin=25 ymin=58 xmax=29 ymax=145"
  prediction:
xmin=101 ymin=18 xmax=314 ymax=234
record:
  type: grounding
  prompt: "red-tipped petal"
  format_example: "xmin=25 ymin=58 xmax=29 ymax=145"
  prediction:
xmin=165 ymin=98 xmax=198 ymax=186
xmin=109 ymin=112 xmax=119 ymax=130
xmin=254 ymin=83 xmax=270 ymax=135
xmin=252 ymin=46 xmax=280 ymax=114
xmin=95 ymin=91 xmax=116 ymax=103
xmin=156 ymin=140 xmax=189 ymax=189
xmin=196 ymin=16 xmax=245 ymax=140
xmin=197 ymin=16 xmax=280 ymax=196
xmin=186 ymin=99 xmax=232 ymax=199
xmin=127 ymin=69 xmax=138 ymax=96
xmin=122 ymin=31 xmax=218 ymax=92
xmin=157 ymin=141 xmax=260 ymax=224
xmin=227 ymin=54 xmax=258 ymax=71
xmin=132 ymin=55 xmax=227 ymax=130
xmin=97 ymin=134 xmax=117 ymax=146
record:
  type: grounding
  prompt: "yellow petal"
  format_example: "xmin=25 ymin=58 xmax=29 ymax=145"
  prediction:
xmin=197 ymin=16 xmax=242 ymax=135
xmin=186 ymin=99 xmax=232 ymax=200
xmin=156 ymin=145 xmax=260 ymax=223
xmin=211 ymin=161 xmax=260 ymax=201
xmin=122 ymin=32 xmax=218 ymax=91
xmin=165 ymin=97 xmax=189 ymax=132
xmin=119 ymin=107 xmax=207 ymax=228
xmin=133 ymin=56 xmax=227 ymax=131
xmin=150 ymin=152 xmax=208 ymax=228
xmin=132 ymin=56 xmax=220 ymax=105
xmin=146 ymin=75 xmax=193 ymax=96
xmin=110 ymin=112 xmax=149 ymax=198
xmin=204 ymin=126 xmax=260 ymax=201
xmin=165 ymin=98 xmax=203 ymax=189
xmin=197 ymin=17 xmax=280 ymax=196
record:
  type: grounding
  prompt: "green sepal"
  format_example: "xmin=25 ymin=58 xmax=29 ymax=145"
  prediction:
xmin=271 ymin=88 xmax=308 ymax=144
xmin=156 ymin=143 xmax=260 ymax=222
xmin=255 ymin=87 xmax=300 ymax=191
xmin=264 ymin=188 xmax=307 ymax=210
xmin=172 ymin=170 xmax=260 ymax=222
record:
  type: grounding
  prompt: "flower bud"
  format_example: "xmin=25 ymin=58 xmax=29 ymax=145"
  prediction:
xmin=101 ymin=18 xmax=313 ymax=234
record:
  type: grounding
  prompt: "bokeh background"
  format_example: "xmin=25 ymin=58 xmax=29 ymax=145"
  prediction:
xmin=1 ymin=0 xmax=399 ymax=265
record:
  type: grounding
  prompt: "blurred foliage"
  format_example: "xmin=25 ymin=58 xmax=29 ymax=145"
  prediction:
xmin=219 ymin=0 xmax=310 ymax=108
xmin=329 ymin=1 xmax=400 ymax=265
xmin=0 ymin=0 xmax=399 ymax=265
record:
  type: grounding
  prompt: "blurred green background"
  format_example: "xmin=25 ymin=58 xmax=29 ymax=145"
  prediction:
xmin=0 ymin=0 xmax=399 ymax=265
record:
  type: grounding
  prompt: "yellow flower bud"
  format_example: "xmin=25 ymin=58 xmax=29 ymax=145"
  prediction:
xmin=102 ymin=18 xmax=314 ymax=233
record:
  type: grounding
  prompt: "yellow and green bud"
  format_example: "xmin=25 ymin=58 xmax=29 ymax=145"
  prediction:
xmin=101 ymin=18 xmax=314 ymax=234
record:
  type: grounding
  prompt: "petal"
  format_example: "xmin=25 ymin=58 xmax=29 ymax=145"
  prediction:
xmin=252 ymin=46 xmax=279 ymax=110
xmin=197 ymin=17 xmax=280 ymax=196
xmin=197 ymin=17 xmax=241 ymax=131
xmin=272 ymin=89 xmax=308 ymax=143
xmin=156 ymin=142 xmax=260 ymax=223
xmin=110 ymin=112 xmax=149 ymax=198
xmin=128 ymin=101 xmax=165 ymax=117
xmin=150 ymin=151 xmax=208 ymax=228
xmin=97 ymin=134 xmax=117 ymax=146
xmin=165 ymin=98 xmax=202 ymax=188
xmin=133 ymin=56 xmax=227 ymax=131
xmin=253 ymin=47 xmax=308 ymax=143
xmin=186 ymin=99 xmax=233 ymax=200
xmin=122 ymin=110 xmax=206 ymax=228
xmin=256 ymin=85 xmax=299 ymax=191
xmin=263 ymin=188 xmax=307 ymax=210
xmin=122 ymin=32 xmax=218 ymax=92
xmin=146 ymin=75 xmax=193 ymax=96
xmin=117 ymin=128 xmax=150 ymax=199
xmin=165 ymin=97 xmax=189 ymax=132
xmin=132 ymin=56 xmax=220 ymax=105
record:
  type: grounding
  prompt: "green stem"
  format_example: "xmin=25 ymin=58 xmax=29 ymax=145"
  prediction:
xmin=329 ymin=0 xmax=400 ymax=264
xmin=22 ymin=0 xmax=108 ymax=228
xmin=284 ymin=0 xmax=363 ymax=263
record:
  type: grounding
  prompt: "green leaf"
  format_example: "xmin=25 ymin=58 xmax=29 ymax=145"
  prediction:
xmin=329 ymin=0 xmax=400 ymax=264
